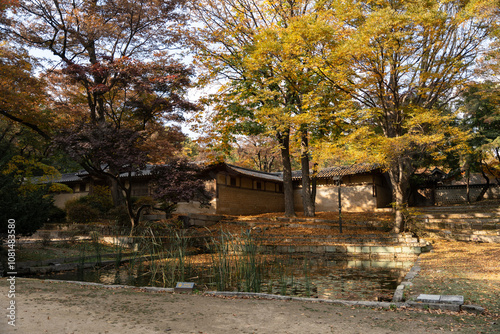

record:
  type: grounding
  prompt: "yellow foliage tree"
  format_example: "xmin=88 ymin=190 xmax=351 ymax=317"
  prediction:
xmin=190 ymin=0 xmax=350 ymax=216
xmin=312 ymin=0 xmax=497 ymax=231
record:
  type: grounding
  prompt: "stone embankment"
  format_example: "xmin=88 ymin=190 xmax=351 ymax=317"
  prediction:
xmin=416 ymin=203 xmax=500 ymax=243
xmin=216 ymin=215 xmax=431 ymax=258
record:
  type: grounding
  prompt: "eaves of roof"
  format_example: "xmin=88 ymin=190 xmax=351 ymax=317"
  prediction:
xmin=291 ymin=163 xmax=382 ymax=181
xmin=35 ymin=172 xmax=84 ymax=184
xmin=224 ymin=164 xmax=283 ymax=182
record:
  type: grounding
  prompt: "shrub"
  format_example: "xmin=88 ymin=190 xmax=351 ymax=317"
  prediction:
xmin=134 ymin=196 xmax=156 ymax=214
xmin=47 ymin=205 xmax=67 ymax=223
xmin=107 ymin=205 xmax=131 ymax=226
xmin=65 ymin=200 xmax=100 ymax=223
xmin=39 ymin=231 xmax=52 ymax=247
xmin=0 ymin=173 xmax=52 ymax=237
xmin=79 ymin=186 xmax=113 ymax=213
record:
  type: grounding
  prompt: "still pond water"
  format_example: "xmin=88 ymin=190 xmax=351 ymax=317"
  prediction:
xmin=36 ymin=256 xmax=414 ymax=301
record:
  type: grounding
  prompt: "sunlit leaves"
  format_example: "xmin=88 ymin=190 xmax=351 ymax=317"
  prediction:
xmin=0 ymin=45 xmax=53 ymax=139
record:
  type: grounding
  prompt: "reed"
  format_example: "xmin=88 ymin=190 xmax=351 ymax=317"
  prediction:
xmin=90 ymin=232 xmax=102 ymax=266
xmin=207 ymin=230 xmax=264 ymax=293
xmin=119 ymin=225 xmax=317 ymax=295
xmin=303 ymin=258 xmax=311 ymax=297
xmin=130 ymin=224 xmax=196 ymax=287
xmin=239 ymin=231 xmax=262 ymax=292
xmin=78 ymin=240 xmax=87 ymax=269
xmin=114 ymin=241 xmax=123 ymax=270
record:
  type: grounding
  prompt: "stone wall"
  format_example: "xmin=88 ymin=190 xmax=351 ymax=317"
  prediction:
xmin=260 ymin=244 xmax=428 ymax=258
xmin=435 ymin=185 xmax=500 ymax=205
xmin=175 ymin=201 xmax=217 ymax=215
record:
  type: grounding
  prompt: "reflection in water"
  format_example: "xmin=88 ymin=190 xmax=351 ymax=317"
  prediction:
xmin=35 ymin=255 xmax=413 ymax=301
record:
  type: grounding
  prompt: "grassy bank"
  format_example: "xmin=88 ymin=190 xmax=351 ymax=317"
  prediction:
xmin=406 ymin=239 xmax=500 ymax=333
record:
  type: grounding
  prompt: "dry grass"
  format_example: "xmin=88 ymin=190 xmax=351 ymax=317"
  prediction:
xmin=229 ymin=211 xmax=394 ymax=223
xmin=190 ymin=211 xmax=394 ymax=239
xmin=406 ymin=239 xmax=500 ymax=332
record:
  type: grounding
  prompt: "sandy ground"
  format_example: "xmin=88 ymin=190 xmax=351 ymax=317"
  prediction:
xmin=0 ymin=278 xmax=490 ymax=334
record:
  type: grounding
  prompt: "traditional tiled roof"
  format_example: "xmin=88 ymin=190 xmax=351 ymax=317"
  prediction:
xmin=35 ymin=172 xmax=86 ymax=184
xmin=291 ymin=163 xmax=382 ymax=181
xmin=39 ymin=165 xmax=156 ymax=184
xmin=40 ymin=162 xmax=383 ymax=185
xmin=222 ymin=164 xmax=283 ymax=182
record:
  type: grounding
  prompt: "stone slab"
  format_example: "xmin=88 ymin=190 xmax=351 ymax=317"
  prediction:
xmin=174 ymin=282 xmax=195 ymax=293
xmin=417 ymin=294 xmax=441 ymax=303
xmin=371 ymin=246 xmax=395 ymax=254
xmin=346 ymin=246 xmax=362 ymax=253
xmin=325 ymin=246 xmax=336 ymax=253
xmin=440 ymin=295 xmax=464 ymax=305
xmin=392 ymin=284 xmax=405 ymax=302
xmin=408 ymin=301 xmax=460 ymax=312
xmin=461 ymin=304 xmax=485 ymax=314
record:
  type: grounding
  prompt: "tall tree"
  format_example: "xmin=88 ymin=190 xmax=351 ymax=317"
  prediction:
xmin=190 ymin=0 xmax=346 ymax=216
xmin=312 ymin=0 xmax=496 ymax=231
xmin=2 ymin=0 xmax=199 ymax=228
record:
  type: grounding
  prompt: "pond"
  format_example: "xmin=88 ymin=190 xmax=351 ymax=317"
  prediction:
xmin=33 ymin=255 xmax=414 ymax=301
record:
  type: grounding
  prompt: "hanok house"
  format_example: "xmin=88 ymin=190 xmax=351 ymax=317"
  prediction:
xmin=412 ymin=168 xmax=500 ymax=206
xmin=49 ymin=162 xmax=393 ymax=215
xmin=201 ymin=163 xmax=285 ymax=215
xmin=185 ymin=162 xmax=392 ymax=214
xmin=291 ymin=164 xmax=392 ymax=213
xmin=49 ymin=166 xmax=157 ymax=209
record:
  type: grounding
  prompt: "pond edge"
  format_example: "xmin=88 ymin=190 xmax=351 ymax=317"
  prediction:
xmin=37 ymin=278 xmax=483 ymax=314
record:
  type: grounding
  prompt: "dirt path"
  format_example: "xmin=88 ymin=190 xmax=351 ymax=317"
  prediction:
xmin=0 ymin=278 xmax=491 ymax=334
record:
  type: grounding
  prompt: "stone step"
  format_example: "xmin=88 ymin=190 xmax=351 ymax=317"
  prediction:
xmin=259 ymin=244 xmax=430 ymax=256
xmin=417 ymin=222 xmax=500 ymax=231
xmin=252 ymin=235 xmax=424 ymax=245
xmin=419 ymin=212 xmax=499 ymax=219
xmin=254 ymin=236 xmax=400 ymax=244
xmin=418 ymin=205 xmax=500 ymax=214
xmin=421 ymin=217 xmax=500 ymax=224
xmin=224 ymin=220 xmax=386 ymax=230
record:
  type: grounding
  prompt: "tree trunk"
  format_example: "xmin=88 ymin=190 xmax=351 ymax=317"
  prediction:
xmin=278 ymin=131 xmax=295 ymax=217
xmin=388 ymin=158 xmax=413 ymax=233
xmin=300 ymin=131 xmax=314 ymax=217
xmin=475 ymin=168 xmax=490 ymax=202
xmin=108 ymin=173 xmax=126 ymax=207
xmin=311 ymin=163 xmax=318 ymax=207
xmin=106 ymin=169 xmax=135 ymax=235
xmin=123 ymin=183 xmax=137 ymax=236
xmin=466 ymin=169 xmax=471 ymax=204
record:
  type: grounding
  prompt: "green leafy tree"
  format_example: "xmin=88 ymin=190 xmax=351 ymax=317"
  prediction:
xmin=0 ymin=135 xmax=58 ymax=238
xmin=461 ymin=81 xmax=500 ymax=192
xmin=0 ymin=173 xmax=53 ymax=236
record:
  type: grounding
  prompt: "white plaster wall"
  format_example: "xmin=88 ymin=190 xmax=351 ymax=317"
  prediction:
xmin=294 ymin=184 xmax=377 ymax=212
xmin=53 ymin=192 xmax=88 ymax=208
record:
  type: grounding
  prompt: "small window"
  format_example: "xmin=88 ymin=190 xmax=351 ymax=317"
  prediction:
xmin=256 ymin=181 xmax=262 ymax=190
xmin=79 ymin=184 xmax=86 ymax=192
xmin=230 ymin=177 xmax=237 ymax=187
xmin=278 ymin=184 xmax=283 ymax=193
